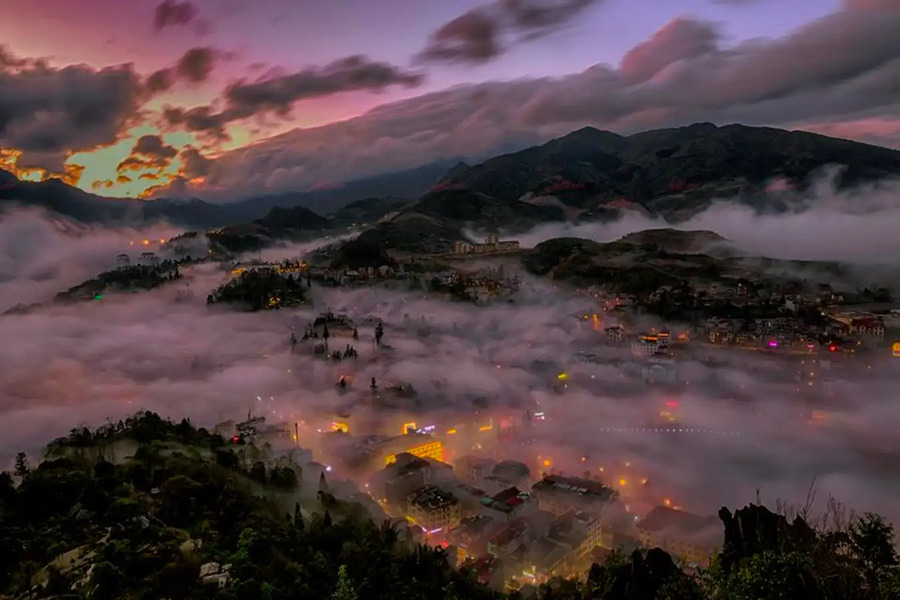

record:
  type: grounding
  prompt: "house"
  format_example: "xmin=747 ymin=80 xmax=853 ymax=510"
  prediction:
xmin=453 ymin=235 xmax=521 ymax=255
xmin=547 ymin=510 xmax=602 ymax=562
xmin=636 ymin=506 xmax=721 ymax=566
xmin=531 ymin=475 xmax=618 ymax=516
xmin=455 ymin=455 xmax=497 ymax=487
xmin=199 ymin=562 xmax=232 ymax=588
xmin=605 ymin=326 xmax=624 ymax=344
xmin=482 ymin=460 xmax=531 ymax=495
xmin=407 ymin=485 xmax=460 ymax=534
xmin=481 ymin=486 xmax=535 ymax=522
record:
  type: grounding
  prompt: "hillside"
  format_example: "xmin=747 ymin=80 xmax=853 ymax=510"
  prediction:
xmin=437 ymin=123 xmax=900 ymax=220
xmin=335 ymin=124 xmax=900 ymax=255
xmin=3 ymin=412 xmax=899 ymax=599
xmin=520 ymin=229 xmax=848 ymax=302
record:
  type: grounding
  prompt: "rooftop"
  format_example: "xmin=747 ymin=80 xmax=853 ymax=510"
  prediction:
xmin=410 ymin=485 xmax=458 ymax=511
xmin=532 ymin=475 xmax=617 ymax=502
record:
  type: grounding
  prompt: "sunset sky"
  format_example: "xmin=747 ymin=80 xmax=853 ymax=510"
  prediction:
xmin=1 ymin=0 xmax=898 ymax=200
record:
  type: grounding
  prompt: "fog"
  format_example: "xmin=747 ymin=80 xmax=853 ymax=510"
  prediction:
xmin=514 ymin=175 xmax=900 ymax=265
xmin=2 ymin=192 xmax=900 ymax=527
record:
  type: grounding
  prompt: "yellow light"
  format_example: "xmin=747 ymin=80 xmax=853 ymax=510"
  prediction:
xmin=402 ymin=422 xmax=417 ymax=434
xmin=542 ymin=459 xmax=552 ymax=468
xmin=479 ymin=424 xmax=493 ymax=432
xmin=580 ymin=456 xmax=586 ymax=463
xmin=331 ymin=422 xmax=349 ymax=433
xmin=664 ymin=498 xmax=671 ymax=507
xmin=619 ymin=478 xmax=627 ymax=486
xmin=892 ymin=341 xmax=900 ymax=358
xmin=159 ymin=238 xmax=165 ymax=243
xmin=142 ymin=239 xmax=150 ymax=246
xmin=446 ymin=428 xmax=456 ymax=435
xmin=557 ymin=372 xmax=568 ymax=381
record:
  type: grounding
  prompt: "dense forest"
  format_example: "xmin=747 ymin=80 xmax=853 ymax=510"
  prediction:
xmin=1 ymin=412 xmax=898 ymax=599
xmin=207 ymin=269 xmax=309 ymax=311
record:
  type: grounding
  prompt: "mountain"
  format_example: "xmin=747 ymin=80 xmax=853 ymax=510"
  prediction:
xmin=0 ymin=161 xmax=448 ymax=229
xmin=333 ymin=123 xmax=900 ymax=256
xmin=351 ymin=189 xmax=566 ymax=254
xmin=436 ymin=123 xmax=900 ymax=220
xmin=329 ymin=196 xmax=412 ymax=228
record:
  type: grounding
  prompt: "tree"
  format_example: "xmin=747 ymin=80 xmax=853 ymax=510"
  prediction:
xmin=332 ymin=564 xmax=358 ymax=600
xmin=13 ymin=453 xmax=28 ymax=478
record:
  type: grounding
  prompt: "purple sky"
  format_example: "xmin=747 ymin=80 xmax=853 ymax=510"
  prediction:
xmin=0 ymin=0 xmax=896 ymax=199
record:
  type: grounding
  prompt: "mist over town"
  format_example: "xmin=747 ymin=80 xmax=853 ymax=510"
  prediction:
xmin=3 ymin=1 xmax=900 ymax=599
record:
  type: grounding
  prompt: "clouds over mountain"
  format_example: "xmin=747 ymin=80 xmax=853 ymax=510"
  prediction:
xmin=417 ymin=0 xmax=601 ymax=64
xmin=0 ymin=46 xmax=144 ymax=173
xmin=189 ymin=1 xmax=900 ymax=198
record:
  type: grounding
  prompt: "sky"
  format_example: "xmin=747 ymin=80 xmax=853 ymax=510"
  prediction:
xmin=1 ymin=0 xmax=898 ymax=200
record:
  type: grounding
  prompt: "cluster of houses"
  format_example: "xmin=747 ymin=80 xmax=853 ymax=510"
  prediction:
xmin=365 ymin=449 xmax=720 ymax=592
xmin=452 ymin=235 xmax=521 ymax=256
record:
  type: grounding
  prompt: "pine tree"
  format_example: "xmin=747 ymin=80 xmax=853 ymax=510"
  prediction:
xmin=331 ymin=565 xmax=358 ymax=600
xmin=14 ymin=452 xmax=28 ymax=477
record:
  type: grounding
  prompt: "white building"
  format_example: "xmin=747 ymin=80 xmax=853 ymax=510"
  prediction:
xmin=631 ymin=334 xmax=662 ymax=358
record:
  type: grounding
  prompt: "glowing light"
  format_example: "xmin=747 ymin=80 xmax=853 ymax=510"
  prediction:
xmin=331 ymin=422 xmax=349 ymax=433
xmin=557 ymin=372 xmax=568 ymax=381
xmin=829 ymin=345 xmax=837 ymax=352
xmin=402 ymin=422 xmax=417 ymax=434
xmin=446 ymin=428 xmax=457 ymax=435
xmin=768 ymin=341 xmax=778 ymax=348
xmin=619 ymin=478 xmax=627 ymax=486
xmin=664 ymin=498 xmax=671 ymax=507
xmin=142 ymin=239 xmax=150 ymax=246
xmin=641 ymin=478 xmax=648 ymax=485
xmin=159 ymin=238 xmax=165 ymax=243
xmin=664 ymin=400 xmax=679 ymax=408
xmin=542 ymin=459 xmax=552 ymax=468
xmin=892 ymin=342 xmax=900 ymax=357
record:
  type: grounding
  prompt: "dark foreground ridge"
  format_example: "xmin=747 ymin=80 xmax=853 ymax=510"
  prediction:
xmin=2 ymin=412 xmax=899 ymax=599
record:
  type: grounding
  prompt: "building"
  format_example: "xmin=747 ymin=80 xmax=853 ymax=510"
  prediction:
xmin=636 ymin=506 xmax=721 ymax=565
xmin=453 ymin=235 xmax=521 ymax=255
xmin=482 ymin=460 xmax=531 ymax=495
xmin=116 ymin=253 xmax=131 ymax=267
xmin=531 ymin=475 xmax=618 ymax=516
xmin=448 ymin=515 xmax=503 ymax=563
xmin=139 ymin=251 xmax=159 ymax=266
xmin=631 ymin=334 xmax=663 ymax=358
xmin=407 ymin=485 xmax=461 ymax=533
xmin=605 ymin=326 xmax=624 ymax=344
xmin=547 ymin=511 xmax=602 ymax=562
xmin=455 ymin=455 xmax=497 ymax=487
xmin=480 ymin=487 xmax=535 ymax=522
xmin=371 ymin=453 xmax=437 ymax=510
xmin=641 ymin=358 xmax=678 ymax=385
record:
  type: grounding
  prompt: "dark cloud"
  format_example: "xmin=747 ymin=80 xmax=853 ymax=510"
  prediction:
xmin=0 ymin=45 xmax=143 ymax=172
xmin=619 ymin=18 xmax=719 ymax=84
xmin=417 ymin=0 xmax=601 ymax=64
xmin=145 ymin=68 xmax=173 ymax=93
xmin=193 ymin=4 xmax=900 ymax=198
xmin=176 ymin=47 xmax=216 ymax=83
xmin=116 ymin=134 xmax=178 ymax=173
xmin=162 ymin=55 xmax=424 ymax=140
xmin=417 ymin=11 xmax=502 ymax=63
xmin=143 ymin=47 xmax=218 ymax=96
xmin=153 ymin=0 xmax=199 ymax=31
xmin=178 ymin=146 xmax=211 ymax=179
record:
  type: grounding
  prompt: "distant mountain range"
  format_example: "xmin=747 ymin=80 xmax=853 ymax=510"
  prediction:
xmin=3 ymin=123 xmax=900 ymax=258
xmin=0 ymin=162 xmax=447 ymax=229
